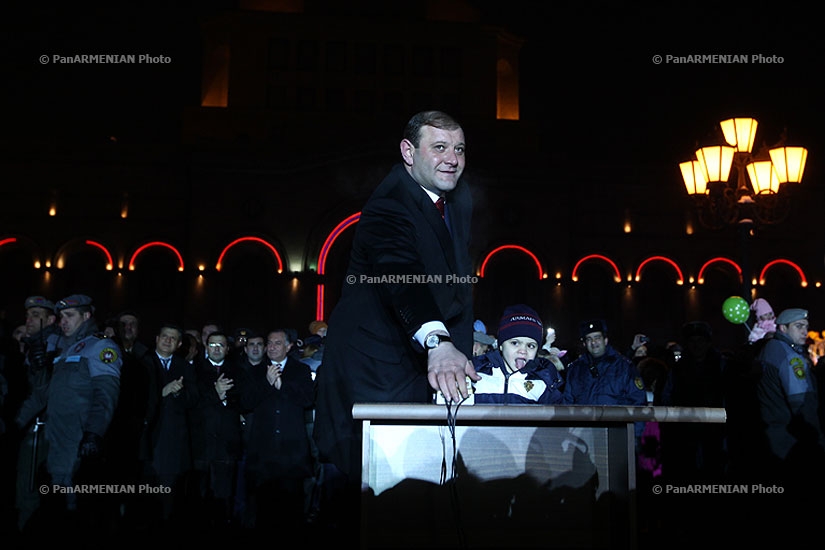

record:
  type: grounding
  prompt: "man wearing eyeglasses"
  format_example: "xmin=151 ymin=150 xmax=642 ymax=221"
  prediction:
xmin=190 ymin=331 xmax=244 ymax=528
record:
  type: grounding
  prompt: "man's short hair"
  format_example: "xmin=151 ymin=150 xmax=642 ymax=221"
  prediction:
xmin=403 ymin=110 xmax=462 ymax=147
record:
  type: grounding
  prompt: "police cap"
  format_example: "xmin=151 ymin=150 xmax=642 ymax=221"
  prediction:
xmin=24 ymin=296 xmax=55 ymax=312
xmin=55 ymin=294 xmax=94 ymax=313
xmin=579 ymin=319 xmax=608 ymax=339
xmin=775 ymin=308 xmax=808 ymax=325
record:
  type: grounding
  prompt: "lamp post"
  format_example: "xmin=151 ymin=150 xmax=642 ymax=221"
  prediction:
xmin=680 ymin=117 xmax=808 ymax=298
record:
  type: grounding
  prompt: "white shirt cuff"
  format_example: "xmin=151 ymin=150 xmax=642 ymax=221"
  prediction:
xmin=414 ymin=321 xmax=449 ymax=346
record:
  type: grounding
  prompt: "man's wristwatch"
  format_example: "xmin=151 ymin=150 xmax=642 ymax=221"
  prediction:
xmin=425 ymin=333 xmax=452 ymax=350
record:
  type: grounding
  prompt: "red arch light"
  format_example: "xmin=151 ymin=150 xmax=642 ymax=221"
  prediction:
xmin=0 ymin=237 xmax=17 ymax=247
xmin=571 ymin=254 xmax=621 ymax=283
xmin=634 ymin=255 xmax=684 ymax=285
xmin=317 ymin=213 xmax=361 ymax=276
xmin=479 ymin=244 xmax=545 ymax=279
xmin=85 ymin=240 xmax=114 ymax=270
xmin=316 ymin=212 xmax=361 ymax=320
xmin=759 ymin=259 xmax=807 ymax=286
xmin=215 ymin=236 xmax=283 ymax=272
xmin=697 ymin=257 xmax=742 ymax=284
xmin=128 ymin=242 xmax=185 ymax=271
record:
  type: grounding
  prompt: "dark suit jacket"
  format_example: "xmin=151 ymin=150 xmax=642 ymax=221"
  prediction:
xmin=141 ymin=353 xmax=198 ymax=479
xmin=189 ymin=357 xmax=244 ymax=467
xmin=314 ymin=163 xmax=474 ymax=478
xmin=240 ymin=356 xmax=314 ymax=481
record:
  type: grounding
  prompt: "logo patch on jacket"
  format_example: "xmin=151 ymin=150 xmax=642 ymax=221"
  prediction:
xmin=100 ymin=347 xmax=118 ymax=364
xmin=524 ymin=380 xmax=534 ymax=392
xmin=790 ymin=357 xmax=806 ymax=379
xmin=634 ymin=377 xmax=644 ymax=390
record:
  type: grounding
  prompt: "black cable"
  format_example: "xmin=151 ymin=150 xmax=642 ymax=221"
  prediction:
xmin=443 ymin=394 xmax=469 ymax=548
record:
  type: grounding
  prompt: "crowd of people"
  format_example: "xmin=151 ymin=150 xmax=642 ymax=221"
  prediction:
xmin=2 ymin=110 xmax=825 ymax=548
xmin=0 ymin=295 xmax=333 ymax=543
xmin=1 ymin=290 xmax=825 ymax=546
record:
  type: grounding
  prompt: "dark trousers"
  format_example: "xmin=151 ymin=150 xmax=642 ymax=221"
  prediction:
xmin=15 ymin=427 xmax=49 ymax=531
xmin=245 ymin=473 xmax=305 ymax=530
xmin=193 ymin=460 xmax=238 ymax=527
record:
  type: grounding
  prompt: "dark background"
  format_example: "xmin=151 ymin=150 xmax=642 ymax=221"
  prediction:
xmin=1 ymin=1 xmax=823 ymax=349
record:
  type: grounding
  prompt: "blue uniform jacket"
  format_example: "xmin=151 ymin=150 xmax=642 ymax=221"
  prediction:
xmin=19 ymin=319 xmax=121 ymax=482
xmin=562 ymin=344 xmax=646 ymax=407
xmin=756 ymin=331 xmax=825 ymax=460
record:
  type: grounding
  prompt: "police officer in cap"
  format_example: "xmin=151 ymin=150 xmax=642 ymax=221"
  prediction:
xmin=756 ymin=308 xmax=825 ymax=488
xmin=562 ymin=319 xmax=647 ymax=445
xmin=16 ymin=294 xmax=122 ymax=517
xmin=14 ymin=296 xmax=60 ymax=531
xmin=563 ymin=319 xmax=646 ymax=406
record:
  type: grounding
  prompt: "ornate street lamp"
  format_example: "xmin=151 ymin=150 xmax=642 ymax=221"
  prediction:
xmin=680 ymin=117 xmax=807 ymax=230
xmin=679 ymin=117 xmax=808 ymax=298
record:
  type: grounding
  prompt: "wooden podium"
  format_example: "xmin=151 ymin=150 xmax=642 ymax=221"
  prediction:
xmin=354 ymin=403 xmax=726 ymax=549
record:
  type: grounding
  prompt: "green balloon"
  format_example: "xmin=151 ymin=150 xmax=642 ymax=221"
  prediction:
xmin=722 ymin=296 xmax=750 ymax=324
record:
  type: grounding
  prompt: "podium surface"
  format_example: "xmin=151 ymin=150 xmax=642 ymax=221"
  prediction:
xmin=355 ymin=403 xmax=725 ymax=549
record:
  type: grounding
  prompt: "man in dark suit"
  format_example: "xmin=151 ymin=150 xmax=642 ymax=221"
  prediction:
xmin=240 ymin=328 xmax=314 ymax=531
xmin=313 ymin=111 xmax=480 ymax=526
xmin=189 ymin=331 xmax=244 ymax=529
xmin=139 ymin=321 xmax=198 ymax=527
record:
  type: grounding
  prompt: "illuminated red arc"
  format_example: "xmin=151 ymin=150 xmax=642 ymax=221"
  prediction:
xmin=85 ymin=240 xmax=114 ymax=270
xmin=128 ymin=242 xmax=185 ymax=271
xmin=479 ymin=245 xmax=544 ymax=279
xmin=318 ymin=213 xmax=361 ymax=275
xmin=215 ymin=236 xmax=283 ymax=272
xmin=0 ymin=237 xmax=17 ymax=247
xmin=634 ymin=255 xmax=684 ymax=284
xmin=759 ymin=259 xmax=807 ymax=285
xmin=697 ymin=257 xmax=742 ymax=283
xmin=571 ymin=254 xmax=621 ymax=282
xmin=316 ymin=212 xmax=361 ymax=320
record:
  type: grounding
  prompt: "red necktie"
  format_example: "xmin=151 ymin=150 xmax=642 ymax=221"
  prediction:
xmin=435 ymin=197 xmax=445 ymax=219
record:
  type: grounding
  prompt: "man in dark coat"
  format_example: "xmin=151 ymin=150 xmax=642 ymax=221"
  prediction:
xmin=314 ymin=110 xmax=479 ymax=485
xmin=240 ymin=328 xmax=314 ymax=530
xmin=312 ymin=111 xmax=480 ymax=542
xmin=139 ymin=322 xmax=197 ymax=525
xmin=190 ymin=331 xmax=243 ymax=528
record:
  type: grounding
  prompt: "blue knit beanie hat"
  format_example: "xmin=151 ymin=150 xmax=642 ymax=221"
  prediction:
xmin=498 ymin=304 xmax=543 ymax=344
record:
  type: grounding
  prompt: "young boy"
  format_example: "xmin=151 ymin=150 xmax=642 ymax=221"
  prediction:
xmin=471 ymin=304 xmax=565 ymax=404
